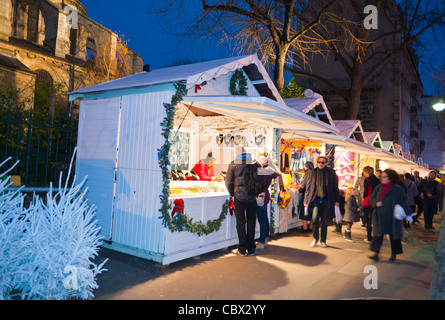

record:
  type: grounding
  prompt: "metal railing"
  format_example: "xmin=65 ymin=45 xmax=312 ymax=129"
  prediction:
xmin=0 ymin=103 xmax=78 ymax=188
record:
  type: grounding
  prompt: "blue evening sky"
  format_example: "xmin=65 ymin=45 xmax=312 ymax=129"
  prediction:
xmin=80 ymin=0 xmax=443 ymax=96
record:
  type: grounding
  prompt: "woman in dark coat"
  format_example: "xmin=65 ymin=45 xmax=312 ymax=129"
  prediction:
xmin=368 ymin=169 xmax=411 ymax=262
xmin=298 ymin=161 xmax=314 ymax=232
xmin=362 ymin=166 xmax=380 ymax=243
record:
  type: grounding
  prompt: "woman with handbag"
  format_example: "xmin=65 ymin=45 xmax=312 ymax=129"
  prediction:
xmin=362 ymin=166 xmax=380 ymax=243
xmin=256 ymin=155 xmax=280 ymax=250
xmin=298 ymin=161 xmax=314 ymax=232
xmin=368 ymin=169 xmax=411 ymax=262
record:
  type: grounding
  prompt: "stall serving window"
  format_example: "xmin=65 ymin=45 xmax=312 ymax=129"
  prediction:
xmin=169 ymin=103 xmax=273 ymax=197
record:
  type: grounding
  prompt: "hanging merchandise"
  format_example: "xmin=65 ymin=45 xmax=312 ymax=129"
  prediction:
xmin=282 ymin=174 xmax=292 ymax=189
xmin=298 ymin=149 xmax=307 ymax=170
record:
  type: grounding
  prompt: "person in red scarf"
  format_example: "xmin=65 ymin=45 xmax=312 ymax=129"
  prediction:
xmin=368 ymin=169 xmax=412 ymax=262
xmin=192 ymin=152 xmax=216 ymax=181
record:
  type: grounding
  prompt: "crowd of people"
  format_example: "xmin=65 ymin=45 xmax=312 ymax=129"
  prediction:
xmin=225 ymin=146 xmax=445 ymax=262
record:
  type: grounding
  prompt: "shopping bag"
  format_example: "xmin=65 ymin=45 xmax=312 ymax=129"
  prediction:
xmin=362 ymin=195 xmax=371 ymax=208
xmin=393 ymin=204 xmax=407 ymax=220
xmin=256 ymin=192 xmax=266 ymax=206
xmin=277 ymin=190 xmax=291 ymax=209
xmin=334 ymin=205 xmax=342 ymax=223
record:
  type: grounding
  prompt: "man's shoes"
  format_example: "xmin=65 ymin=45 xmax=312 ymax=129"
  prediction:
xmin=389 ymin=255 xmax=396 ymax=262
xmin=236 ymin=250 xmax=247 ymax=257
xmin=368 ymin=252 xmax=379 ymax=261
xmin=364 ymin=239 xmax=371 ymax=244
xmin=256 ymin=243 xmax=265 ymax=250
xmin=247 ymin=250 xmax=256 ymax=256
xmin=320 ymin=242 xmax=328 ymax=248
xmin=310 ymin=239 xmax=318 ymax=247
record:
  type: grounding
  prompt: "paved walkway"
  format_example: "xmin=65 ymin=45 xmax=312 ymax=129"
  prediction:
xmin=93 ymin=213 xmax=441 ymax=300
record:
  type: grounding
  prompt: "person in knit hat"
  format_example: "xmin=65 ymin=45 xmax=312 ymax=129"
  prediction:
xmin=256 ymin=155 xmax=280 ymax=250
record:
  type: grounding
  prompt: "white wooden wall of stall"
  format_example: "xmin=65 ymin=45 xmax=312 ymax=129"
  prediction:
xmin=76 ymin=97 xmax=122 ymax=241
xmin=111 ymin=90 xmax=173 ymax=254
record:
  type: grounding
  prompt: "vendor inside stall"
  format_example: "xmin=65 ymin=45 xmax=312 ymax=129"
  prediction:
xmin=192 ymin=152 xmax=217 ymax=181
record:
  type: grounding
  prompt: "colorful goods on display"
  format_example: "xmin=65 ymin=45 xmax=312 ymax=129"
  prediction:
xmin=334 ymin=151 xmax=356 ymax=188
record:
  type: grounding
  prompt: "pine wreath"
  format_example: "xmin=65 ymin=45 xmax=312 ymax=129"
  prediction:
xmin=229 ymin=69 xmax=248 ymax=96
xmin=158 ymin=83 xmax=232 ymax=236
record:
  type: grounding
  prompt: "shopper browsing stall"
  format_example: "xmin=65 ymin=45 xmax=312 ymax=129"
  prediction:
xmin=256 ymin=155 xmax=280 ymax=250
xmin=225 ymin=146 xmax=264 ymax=256
xmin=303 ymin=156 xmax=340 ymax=248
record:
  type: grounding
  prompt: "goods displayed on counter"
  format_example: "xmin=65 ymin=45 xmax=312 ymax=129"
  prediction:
xmin=170 ymin=181 xmax=227 ymax=195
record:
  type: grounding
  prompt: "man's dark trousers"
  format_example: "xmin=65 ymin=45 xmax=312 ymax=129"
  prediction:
xmin=311 ymin=201 xmax=330 ymax=243
xmin=234 ymin=198 xmax=257 ymax=254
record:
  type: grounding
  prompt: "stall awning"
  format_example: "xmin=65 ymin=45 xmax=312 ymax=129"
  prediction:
xmin=282 ymin=130 xmax=373 ymax=151
xmin=181 ymin=96 xmax=339 ymax=134
xmin=282 ymin=129 xmax=416 ymax=164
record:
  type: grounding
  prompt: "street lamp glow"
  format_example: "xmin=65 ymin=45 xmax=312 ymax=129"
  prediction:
xmin=432 ymin=101 xmax=445 ymax=112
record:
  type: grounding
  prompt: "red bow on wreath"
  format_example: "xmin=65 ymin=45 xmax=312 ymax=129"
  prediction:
xmin=228 ymin=197 xmax=235 ymax=216
xmin=171 ymin=198 xmax=184 ymax=217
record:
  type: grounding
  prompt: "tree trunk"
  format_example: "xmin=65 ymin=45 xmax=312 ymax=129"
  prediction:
xmin=345 ymin=62 xmax=363 ymax=120
xmin=273 ymin=45 xmax=287 ymax=95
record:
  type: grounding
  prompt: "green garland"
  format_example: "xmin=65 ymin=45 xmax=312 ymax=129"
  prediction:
xmin=229 ymin=69 xmax=248 ymax=96
xmin=158 ymin=83 xmax=231 ymax=236
xmin=268 ymin=128 xmax=281 ymax=234
xmin=269 ymin=179 xmax=277 ymax=234
xmin=169 ymin=200 xmax=230 ymax=236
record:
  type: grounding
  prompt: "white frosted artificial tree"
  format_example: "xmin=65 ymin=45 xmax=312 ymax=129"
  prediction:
xmin=0 ymin=150 xmax=108 ymax=300
xmin=0 ymin=159 xmax=28 ymax=299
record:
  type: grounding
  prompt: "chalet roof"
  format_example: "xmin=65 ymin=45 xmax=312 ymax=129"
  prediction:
xmin=284 ymin=93 xmax=335 ymax=126
xmin=332 ymin=120 xmax=367 ymax=143
xmin=69 ymin=55 xmax=283 ymax=103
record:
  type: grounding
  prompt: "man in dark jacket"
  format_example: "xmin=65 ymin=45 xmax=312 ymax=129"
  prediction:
xmin=304 ymin=156 xmax=340 ymax=248
xmin=363 ymin=166 xmax=381 ymax=243
xmin=225 ymin=145 xmax=264 ymax=256
xmin=412 ymin=170 xmax=423 ymax=224
xmin=418 ymin=170 xmax=440 ymax=230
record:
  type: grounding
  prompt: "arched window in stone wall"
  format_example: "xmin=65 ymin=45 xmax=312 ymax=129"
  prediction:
xmin=35 ymin=69 xmax=53 ymax=86
xmin=14 ymin=3 xmax=45 ymax=45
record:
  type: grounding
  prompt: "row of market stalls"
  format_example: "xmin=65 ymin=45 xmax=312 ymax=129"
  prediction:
xmin=69 ymin=55 xmax=430 ymax=265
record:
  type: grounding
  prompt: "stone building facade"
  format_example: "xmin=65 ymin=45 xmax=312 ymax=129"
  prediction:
xmin=294 ymin=0 xmax=424 ymax=158
xmin=0 ymin=0 xmax=144 ymax=111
